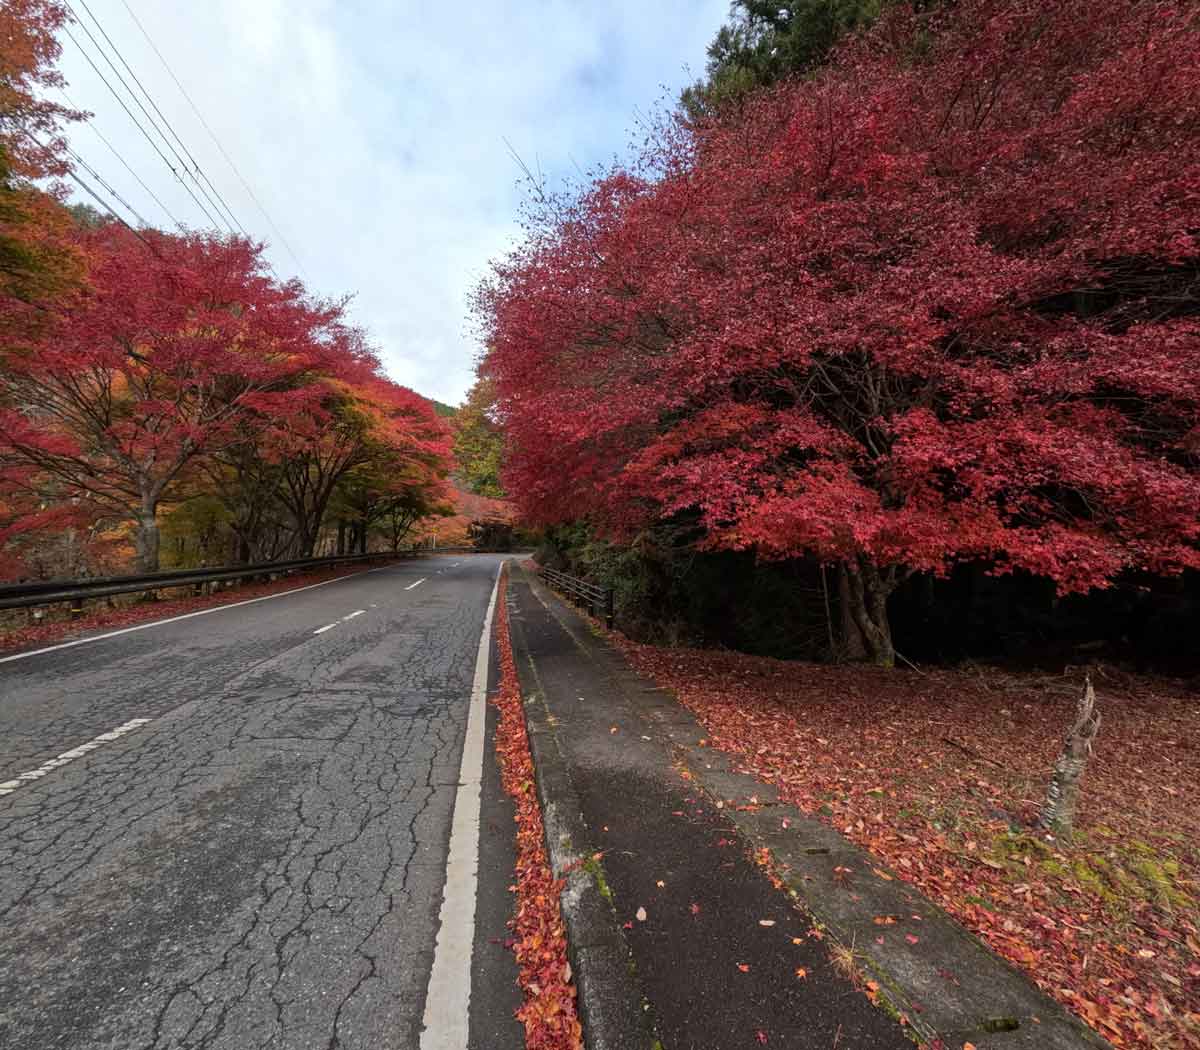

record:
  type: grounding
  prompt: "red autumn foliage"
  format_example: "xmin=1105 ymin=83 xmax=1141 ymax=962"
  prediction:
xmin=477 ymin=0 xmax=1200 ymax=666
xmin=0 ymin=223 xmax=452 ymax=574
xmin=0 ymin=0 xmax=79 ymax=179
xmin=414 ymin=476 xmax=515 ymax=547
xmin=616 ymin=636 xmax=1200 ymax=1050
xmin=0 ymin=0 xmax=86 ymax=329
xmin=492 ymin=566 xmax=583 ymax=1048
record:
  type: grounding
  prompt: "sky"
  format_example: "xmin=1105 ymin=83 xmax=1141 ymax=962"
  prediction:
xmin=52 ymin=0 xmax=729 ymax=405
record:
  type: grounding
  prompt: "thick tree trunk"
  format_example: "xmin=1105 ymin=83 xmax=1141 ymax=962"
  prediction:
xmin=336 ymin=520 xmax=346 ymax=556
xmin=133 ymin=497 xmax=161 ymax=573
xmin=357 ymin=519 xmax=368 ymax=555
xmin=1040 ymin=675 xmax=1101 ymax=840
xmin=844 ymin=559 xmax=897 ymax=667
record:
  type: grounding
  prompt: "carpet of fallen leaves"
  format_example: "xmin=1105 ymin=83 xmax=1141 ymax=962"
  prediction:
xmin=0 ymin=565 xmax=390 ymax=655
xmin=493 ymin=568 xmax=584 ymax=1049
xmin=615 ymin=639 xmax=1199 ymax=1050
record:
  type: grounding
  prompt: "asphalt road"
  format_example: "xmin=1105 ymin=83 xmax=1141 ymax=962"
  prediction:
xmin=0 ymin=554 xmax=522 ymax=1050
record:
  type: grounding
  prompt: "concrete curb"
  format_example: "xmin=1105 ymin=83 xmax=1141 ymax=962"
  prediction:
xmin=522 ymin=568 xmax=1113 ymax=1050
xmin=505 ymin=578 xmax=657 ymax=1050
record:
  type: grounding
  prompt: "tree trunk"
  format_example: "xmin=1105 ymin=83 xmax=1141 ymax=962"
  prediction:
xmin=1039 ymin=675 xmax=1101 ymax=840
xmin=357 ymin=519 xmax=368 ymax=554
xmin=844 ymin=559 xmax=897 ymax=667
xmin=837 ymin=563 xmax=868 ymax=662
xmin=134 ymin=497 xmax=161 ymax=573
xmin=336 ymin=520 xmax=346 ymax=556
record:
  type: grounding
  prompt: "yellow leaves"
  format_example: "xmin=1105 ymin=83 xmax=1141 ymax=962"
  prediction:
xmin=794 ymin=966 xmax=808 ymax=979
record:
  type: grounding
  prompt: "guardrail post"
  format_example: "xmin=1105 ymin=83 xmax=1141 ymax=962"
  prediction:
xmin=605 ymin=588 xmax=614 ymax=630
xmin=70 ymin=599 xmax=84 ymax=620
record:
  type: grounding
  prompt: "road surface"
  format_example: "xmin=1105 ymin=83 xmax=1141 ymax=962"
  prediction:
xmin=0 ymin=554 xmax=522 ymax=1050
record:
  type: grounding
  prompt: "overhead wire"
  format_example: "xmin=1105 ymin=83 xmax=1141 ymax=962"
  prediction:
xmin=23 ymin=130 xmax=156 ymax=252
xmin=60 ymin=19 xmax=223 ymax=231
xmin=58 ymin=88 xmax=186 ymax=232
xmin=71 ymin=0 xmax=248 ymax=238
xmin=118 ymin=0 xmax=309 ymax=277
xmin=62 ymin=141 xmax=153 ymax=229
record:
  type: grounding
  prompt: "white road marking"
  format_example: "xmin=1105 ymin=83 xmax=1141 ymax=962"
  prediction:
xmin=0 ymin=570 xmax=377 ymax=666
xmin=405 ymin=578 xmax=426 ymax=591
xmin=313 ymin=622 xmax=338 ymax=635
xmin=0 ymin=718 xmax=151 ymax=797
xmin=343 ymin=610 xmax=365 ymax=620
xmin=420 ymin=563 xmax=503 ymax=1050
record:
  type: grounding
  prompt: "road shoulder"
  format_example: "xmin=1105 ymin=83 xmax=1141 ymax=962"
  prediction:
xmin=508 ymin=563 xmax=1112 ymax=1050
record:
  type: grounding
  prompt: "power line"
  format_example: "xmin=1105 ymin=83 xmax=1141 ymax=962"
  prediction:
xmin=119 ymin=0 xmax=309 ymax=277
xmin=65 ymin=167 xmax=158 ymax=254
xmin=72 ymin=0 xmax=248 ymax=238
xmin=61 ymin=14 xmax=224 ymax=231
xmin=63 ymin=142 xmax=154 ymax=229
xmin=59 ymin=88 xmax=186 ymax=232
xmin=24 ymin=130 xmax=156 ymax=252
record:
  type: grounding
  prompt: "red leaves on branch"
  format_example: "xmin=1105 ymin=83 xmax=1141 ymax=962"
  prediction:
xmin=477 ymin=0 xmax=1200 ymax=601
xmin=492 ymin=567 xmax=583 ymax=1049
xmin=0 ymin=225 xmax=453 ymax=574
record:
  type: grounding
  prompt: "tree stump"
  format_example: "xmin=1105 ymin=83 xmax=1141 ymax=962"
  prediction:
xmin=1039 ymin=674 xmax=1101 ymax=840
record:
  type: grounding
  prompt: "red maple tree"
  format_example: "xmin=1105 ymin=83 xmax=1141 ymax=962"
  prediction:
xmin=0 ymin=224 xmax=377 ymax=570
xmin=478 ymin=0 xmax=1200 ymax=664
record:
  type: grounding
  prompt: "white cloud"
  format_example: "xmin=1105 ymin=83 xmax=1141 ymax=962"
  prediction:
xmin=55 ymin=0 xmax=726 ymax=403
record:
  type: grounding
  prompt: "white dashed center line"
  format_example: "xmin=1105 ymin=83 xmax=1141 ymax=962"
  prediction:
xmin=344 ymin=610 xmax=365 ymax=620
xmin=405 ymin=578 xmax=426 ymax=591
xmin=313 ymin=622 xmax=338 ymax=635
xmin=0 ymin=718 xmax=152 ymax=797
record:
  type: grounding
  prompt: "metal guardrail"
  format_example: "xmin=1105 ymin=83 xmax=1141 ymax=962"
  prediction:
xmin=0 ymin=546 xmax=481 ymax=614
xmin=539 ymin=566 xmax=615 ymax=629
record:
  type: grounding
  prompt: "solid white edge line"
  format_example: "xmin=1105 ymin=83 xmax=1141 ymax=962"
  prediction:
xmin=419 ymin=562 xmax=502 ymax=1050
xmin=0 ymin=717 xmax=151 ymax=796
xmin=0 ymin=569 xmax=379 ymax=666
xmin=313 ymin=623 xmax=338 ymax=635
xmin=405 ymin=578 xmax=427 ymax=591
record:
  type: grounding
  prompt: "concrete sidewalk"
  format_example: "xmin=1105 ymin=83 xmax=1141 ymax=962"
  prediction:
xmin=506 ymin=564 xmax=1111 ymax=1050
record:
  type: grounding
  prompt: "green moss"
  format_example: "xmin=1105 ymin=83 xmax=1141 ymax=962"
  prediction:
xmin=964 ymin=893 xmax=997 ymax=911
xmin=1059 ymin=846 xmax=1192 ymax=912
xmin=987 ymin=830 xmax=1053 ymax=872
xmin=1072 ymin=858 xmax=1112 ymax=901
xmin=583 ymin=856 xmax=614 ymax=902
xmin=1040 ymin=859 xmax=1070 ymax=880
xmin=1131 ymin=857 xmax=1190 ymax=908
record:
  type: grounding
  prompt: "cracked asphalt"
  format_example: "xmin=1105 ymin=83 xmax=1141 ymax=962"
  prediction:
xmin=0 ymin=554 xmax=522 ymax=1050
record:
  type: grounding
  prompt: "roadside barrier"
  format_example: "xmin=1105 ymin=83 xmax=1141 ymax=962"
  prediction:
xmin=0 ymin=546 xmax=481 ymax=614
xmin=538 ymin=565 xmax=615 ymax=629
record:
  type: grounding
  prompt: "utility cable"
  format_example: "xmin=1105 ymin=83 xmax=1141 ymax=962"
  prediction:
xmin=23 ymin=130 xmax=155 ymax=252
xmin=73 ymin=0 xmax=247 ymax=237
xmin=63 ymin=142 xmax=154 ymax=229
xmin=59 ymin=88 xmax=186 ymax=232
xmin=119 ymin=0 xmax=309 ymax=277
xmin=61 ymin=16 xmax=224 ymax=230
